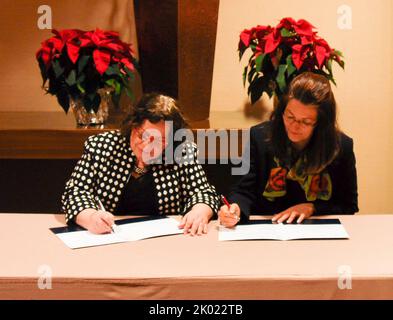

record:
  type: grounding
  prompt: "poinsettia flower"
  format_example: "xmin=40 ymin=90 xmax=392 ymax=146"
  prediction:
xmin=53 ymin=29 xmax=83 ymax=64
xmin=44 ymin=35 xmax=64 ymax=52
xmin=264 ymin=28 xmax=281 ymax=54
xmin=36 ymin=29 xmax=83 ymax=67
xmin=239 ymin=27 xmax=255 ymax=47
xmin=254 ymin=25 xmax=273 ymax=52
xmin=36 ymin=27 xmax=138 ymax=114
xmin=292 ymin=44 xmax=311 ymax=69
xmin=314 ymin=37 xmax=332 ymax=67
xmin=53 ymin=29 xmax=83 ymax=40
xmin=112 ymin=53 xmax=135 ymax=72
xmin=93 ymin=49 xmax=111 ymax=75
xmin=103 ymin=40 xmax=125 ymax=52
xmin=276 ymin=17 xmax=297 ymax=30
xmin=97 ymin=29 xmax=120 ymax=40
xmin=121 ymin=57 xmax=135 ymax=71
xmin=314 ymin=37 xmax=331 ymax=52
xmin=315 ymin=45 xmax=328 ymax=68
xmin=294 ymin=19 xmax=315 ymax=36
xmin=254 ymin=25 xmax=273 ymax=40
xmin=66 ymin=42 xmax=80 ymax=64
xmin=79 ymin=34 xmax=93 ymax=48
xmin=36 ymin=37 xmax=63 ymax=68
xmin=238 ymin=17 xmax=345 ymax=105
xmin=77 ymin=28 xmax=134 ymax=74
xmin=300 ymin=35 xmax=313 ymax=46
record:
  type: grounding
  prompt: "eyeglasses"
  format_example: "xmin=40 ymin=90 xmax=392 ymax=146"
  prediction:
xmin=133 ymin=128 xmax=166 ymax=145
xmin=282 ymin=111 xmax=317 ymax=129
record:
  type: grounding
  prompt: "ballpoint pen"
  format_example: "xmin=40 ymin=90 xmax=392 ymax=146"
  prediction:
xmin=96 ymin=197 xmax=116 ymax=233
xmin=221 ymin=195 xmax=231 ymax=209
xmin=221 ymin=195 xmax=240 ymax=221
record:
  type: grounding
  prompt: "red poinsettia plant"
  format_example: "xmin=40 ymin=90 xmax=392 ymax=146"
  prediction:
xmin=239 ymin=17 xmax=345 ymax=104
xmin=36 ymin=28 xmax=138 ymax=113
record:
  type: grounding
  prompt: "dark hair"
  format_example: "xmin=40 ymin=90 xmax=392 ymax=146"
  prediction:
xmin=270 ymin=72 xmax=340 ymax=174
xmin=120 ymin=93 xmax=189 ymax=142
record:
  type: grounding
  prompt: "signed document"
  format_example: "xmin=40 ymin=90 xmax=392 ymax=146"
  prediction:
xmin=51 ymin=216 xmax=183 ymax=249
xmin=219 ymin=219 xmax=349 ymax=241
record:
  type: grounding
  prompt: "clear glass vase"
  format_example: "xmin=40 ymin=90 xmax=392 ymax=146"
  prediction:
xmin=70 ymin=88 xmax=114 ymax=126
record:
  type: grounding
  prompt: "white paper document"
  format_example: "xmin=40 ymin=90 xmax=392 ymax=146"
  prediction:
xmin=51 ymin=216 xmax=183 ymax=249
xmin=219 ymin=219 xmax=349 ymax=241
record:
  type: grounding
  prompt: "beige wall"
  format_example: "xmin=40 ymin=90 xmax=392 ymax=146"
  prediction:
xmin=0 ymin=0 xmax=392 ymax=214
xmin=211 ymin=0 xmax=393 ymax=214
xmin=0 ymin=0 xmax=140 ymax=112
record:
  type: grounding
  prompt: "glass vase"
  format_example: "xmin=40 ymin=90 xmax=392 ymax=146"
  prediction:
xmin=70 ymin=88 xmax=114 ymax=126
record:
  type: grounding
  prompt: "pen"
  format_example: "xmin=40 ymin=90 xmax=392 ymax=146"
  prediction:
xmin=221 ymin=195 xmax=231 ymax=209
xmin=96 ymin=198 xmax=115 ymax=233
xmin=221 ymin=195 xmax=240 ymax=221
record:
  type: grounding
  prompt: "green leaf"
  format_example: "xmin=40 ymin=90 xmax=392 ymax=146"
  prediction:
xmin=52 ymin=60 xmax=64 ymax=78
xmin=255 ymin=54 xmax=265 ymax=73
xmin=333 ymin=50 xmax=343 ymax=57
xmin=326 ymin=58 xmax=333 ymax=76
xmin=320 ymin=66 xmax=337 ymax=86
xmin=238 ymin=42 xmax=248 ymax=60
xmin=124 ymin=86 xmax=134 ymax=101
xmin=331 ymin=50 xmax=345 ymax=69
xmin=124 ymin=66 xmax=135 ymax=81
xmin=247 ymin=67 xmax=256 ymax=84
xmin=47 ymin=78 xmax=60 ymax=95
xmin=105 ymin=79 xmax=115 ymax=87
xmin=280 ymin=28 xmax=295 ymax=37
xmin=77 ymin=55 xmax=90 ymax=74
xmin=105 ymin=64 xmax=120 ymax=76
xmin=247 ymin=53 xmax=255 ymax=65
xmin=77 ymin=73 xmax=86 ymax=83
xmin=336 ymin=58 xmax=345 ymax=69
xmin=286 ymin=55 xmax=296 ymax=77
xmin=37 ymin=59 xmax=48 ymax=86
xmin=76 ymin=83 xmax=85 ymax=94
xmin=65 ymin=69 xmax=76 ymax=86
xmin=266 ymin=81 xmax=274 ymax=98
xmin=113 ymin=80 xmax=121 ymax=95
xmin=83 ymin=92 xmax=101 ymax=113
xmin=249 ymin=76 xmax=266 ymax=105
xmin=242 ymin=66 xmax=248 ymax=87
xmin=276 ymin=64 xmax=287 ymax=93
xmin=120 ymin=73 xmax=132 ymax=87
xmin=131 ymin=57 xmax=140 ymax=73
xmin=55 ymin=89 xmax=70 ymax=113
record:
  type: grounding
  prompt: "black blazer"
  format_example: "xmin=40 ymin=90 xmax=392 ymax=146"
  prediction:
xmin=228 ymin=121 xmax=359 ymax=220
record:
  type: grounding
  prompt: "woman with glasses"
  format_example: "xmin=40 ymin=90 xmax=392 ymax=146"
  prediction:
xmin=219 ymin=72 xmax=358 ymax=227
xmin=62 ymin=93 xmax=220 ymax=235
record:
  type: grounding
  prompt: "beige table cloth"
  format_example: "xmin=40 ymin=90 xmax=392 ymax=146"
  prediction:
xmin=0 ymin=214 xmax=392 ymax=299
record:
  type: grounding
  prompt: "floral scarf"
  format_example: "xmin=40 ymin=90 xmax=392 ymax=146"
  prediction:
xmin=263 ymin=157 xmax=332 ymax=202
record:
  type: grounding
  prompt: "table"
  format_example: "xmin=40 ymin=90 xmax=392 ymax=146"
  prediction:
xmin=1 ymin=213 xmax=392 ymax=299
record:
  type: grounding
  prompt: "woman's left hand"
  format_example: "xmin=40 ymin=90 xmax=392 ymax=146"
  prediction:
xmin=272 ymin=203 xmax=315 ymax=224
xmin=179 ymin=203 xmax=213 ymax=236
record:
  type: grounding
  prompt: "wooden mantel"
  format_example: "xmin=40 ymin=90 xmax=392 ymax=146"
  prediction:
xmin=0 ymin=111 xmax=264 ymax=159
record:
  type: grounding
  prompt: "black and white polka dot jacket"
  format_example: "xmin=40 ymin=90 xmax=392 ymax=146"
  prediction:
xmin=61 ymin=130 xmax=220 ymax=224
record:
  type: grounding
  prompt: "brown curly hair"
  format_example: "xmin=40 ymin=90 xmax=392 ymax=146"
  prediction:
xmin=120 ymin=93 xmax=189 ymax=141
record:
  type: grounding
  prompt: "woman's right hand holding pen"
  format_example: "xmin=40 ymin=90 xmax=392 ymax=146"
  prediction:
xmin=218 ymin=197 xmax=241 ymax=228
xmin=76 ymin=209 xmax=115 ymax=234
